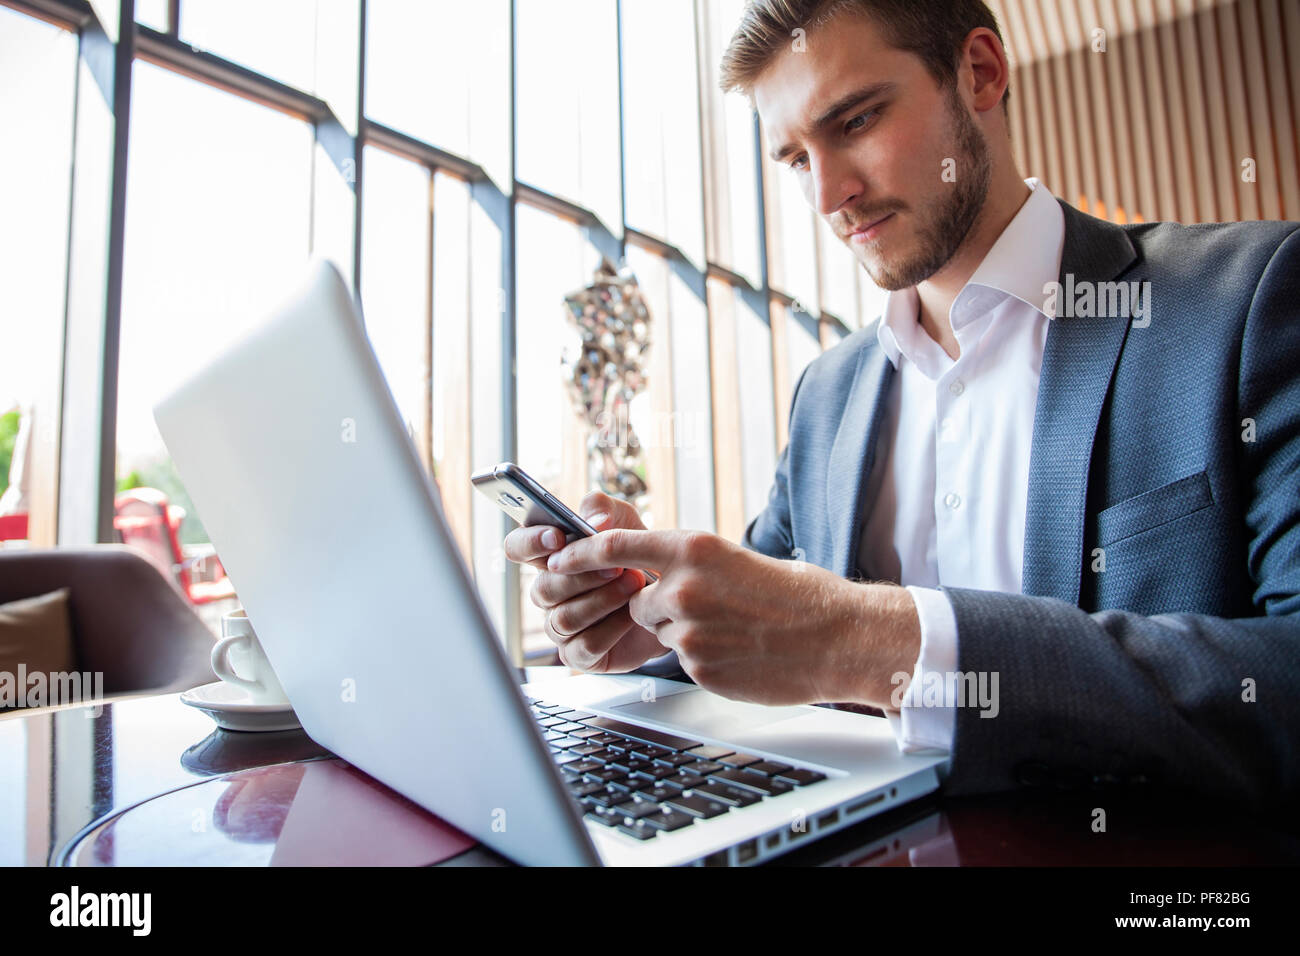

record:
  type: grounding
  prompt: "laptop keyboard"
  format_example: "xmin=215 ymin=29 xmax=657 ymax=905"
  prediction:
xmin=528 ymin=698 xmax=827 ymax=842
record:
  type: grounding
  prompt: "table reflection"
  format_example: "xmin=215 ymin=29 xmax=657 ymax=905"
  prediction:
xmin=62 ymin=759 xmax=476 ymax=866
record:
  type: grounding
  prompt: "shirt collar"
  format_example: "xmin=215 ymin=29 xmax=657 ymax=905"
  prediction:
xmin=876 ymin=286 xmax=919 ymax=371
xmin=876 ymin=178 xmax=1065 ymax=369
xmin=963 ymin=177 xmax=1065 ymax=319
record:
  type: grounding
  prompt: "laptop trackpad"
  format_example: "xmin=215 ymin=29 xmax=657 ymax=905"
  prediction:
xmin=611 ymin=689 xmax=808 ymax=741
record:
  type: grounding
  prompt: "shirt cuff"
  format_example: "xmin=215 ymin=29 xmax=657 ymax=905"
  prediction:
xmin=883 ymin=586 xmax=958 ymax=754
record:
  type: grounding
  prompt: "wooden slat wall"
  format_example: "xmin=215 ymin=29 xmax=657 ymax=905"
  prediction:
xmin=989 ymin=0 xmax=1300 ymax=223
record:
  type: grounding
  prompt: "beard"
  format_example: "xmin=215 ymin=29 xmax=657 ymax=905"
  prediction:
xmin=852 ymin=89 xmax=992 ymax=291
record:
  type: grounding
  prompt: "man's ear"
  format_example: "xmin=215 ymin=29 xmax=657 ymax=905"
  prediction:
xmin=964 ymin=26 xmax=1010 ymax=115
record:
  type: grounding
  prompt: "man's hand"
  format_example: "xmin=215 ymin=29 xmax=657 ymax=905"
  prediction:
xmin=502 ymin=491 xmax=668 ymax=673
xmin=545 ymin=528 xmax=923 ymax=709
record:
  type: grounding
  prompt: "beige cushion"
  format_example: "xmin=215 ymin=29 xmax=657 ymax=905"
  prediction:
xmin=0 ymin=587 xmax=75 ymax=709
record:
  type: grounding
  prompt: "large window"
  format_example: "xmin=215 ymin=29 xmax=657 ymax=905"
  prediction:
xmin=117 ymin=63 xmax=314 ymax=490
xmin=699 ymin=0 xmax=762 ymax=284
xmin=360 ymin=144 xmax=432 ymax=463
xmin=366 ymin=0 xmax=511 ymax=186
xmin=429 ymin=171 xmax=475 ymax=563
xmin=515 ymin=0 xmax=622 ymax=231
xmin=0 ymin=8 xmax=76 ymax=547
xmin=4 ymin=0 xmax=868 ymax=661
xmin=180 ymin=0 xmax=321 ymax=94
xmin=620 ymin=0 xmax=706 ymax=266
xmin=115 ymin=62 xmax=313 ymax=625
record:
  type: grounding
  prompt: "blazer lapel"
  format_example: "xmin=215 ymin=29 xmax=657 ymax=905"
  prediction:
xmin=827 ymin=342 xmax=894 ymax=578
xmin=1020 ymin=200 xmax=1139 ymax=602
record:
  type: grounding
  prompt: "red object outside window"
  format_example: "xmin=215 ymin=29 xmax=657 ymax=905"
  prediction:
xmin=113 ymin=487 xmax=236 ymax=605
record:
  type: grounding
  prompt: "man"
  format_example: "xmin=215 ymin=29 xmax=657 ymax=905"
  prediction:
xmin=504 ymin=0 xmax=1299 ymax=811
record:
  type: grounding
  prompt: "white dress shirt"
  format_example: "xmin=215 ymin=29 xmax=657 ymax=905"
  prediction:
xmin=856 ymin=178 xmax=1066 ymax=753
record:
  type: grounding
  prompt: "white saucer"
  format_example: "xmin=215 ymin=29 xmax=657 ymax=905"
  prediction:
xmin=180 ymin=681 xmax=302 ymax=732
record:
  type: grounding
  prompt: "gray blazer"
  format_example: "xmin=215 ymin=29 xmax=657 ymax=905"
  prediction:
xmin=738 ymin=199 xmax=1300 ymax=812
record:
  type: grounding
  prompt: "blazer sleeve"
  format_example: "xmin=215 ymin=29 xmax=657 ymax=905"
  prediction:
xmin=741 ymin=363 xmax=812 ymax=560
xmin=940 ymin=226 xmax=1300 ymax=812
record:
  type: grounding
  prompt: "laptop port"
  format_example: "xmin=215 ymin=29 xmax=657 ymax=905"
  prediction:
xmin=736 ymin=839 xmax=758 ymax=864
xmin=816 ymin=808 xmax=840 ymax=828
xmin=703 ymin=850 xmax=728 ymax=867
xmin=847 ymin=792 xmax=886 ymax=815
xmin=765 ymin=833 xmax=781 ymax=850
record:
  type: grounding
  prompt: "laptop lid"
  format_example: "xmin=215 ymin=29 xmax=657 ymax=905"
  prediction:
xmin=153 ymin=259 xmax=599 ymax=866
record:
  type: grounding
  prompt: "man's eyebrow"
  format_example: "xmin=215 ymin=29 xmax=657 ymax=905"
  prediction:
xmin=768 ymin=81 xmax=897 ymax=162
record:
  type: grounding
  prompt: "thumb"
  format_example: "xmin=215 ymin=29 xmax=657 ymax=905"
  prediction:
xmin=578 ymin=490 xmax=645 ymax=532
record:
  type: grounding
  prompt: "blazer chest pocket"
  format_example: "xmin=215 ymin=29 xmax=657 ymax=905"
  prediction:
xmin=1095 ymin=469 xmax=1214 ymax=547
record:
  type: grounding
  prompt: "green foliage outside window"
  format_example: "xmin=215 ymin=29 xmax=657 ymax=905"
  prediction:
xmin=0 ymin=410 xmax=19 ymax=498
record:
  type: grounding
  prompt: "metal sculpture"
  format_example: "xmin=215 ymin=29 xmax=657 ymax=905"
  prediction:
xmin=560 ymin=258 xmax=652 ymax=507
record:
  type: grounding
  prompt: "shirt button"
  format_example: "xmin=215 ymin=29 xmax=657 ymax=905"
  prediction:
xmin=944 ymin=492 xmax=962 ymax=510
xmin=949 ymin=379 xmax=964 ymax=396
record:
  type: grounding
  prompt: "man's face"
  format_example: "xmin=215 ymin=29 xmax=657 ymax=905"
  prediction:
xmin=754 ymin=12 xmax=991 ymax=291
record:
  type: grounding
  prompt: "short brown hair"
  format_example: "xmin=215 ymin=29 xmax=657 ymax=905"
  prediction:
xmin=719 ymin=0 xmax=1010 ymax=113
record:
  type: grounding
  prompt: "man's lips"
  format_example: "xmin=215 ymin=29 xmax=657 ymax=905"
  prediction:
xmin=845 ymin=212 xmax=895 ymax=243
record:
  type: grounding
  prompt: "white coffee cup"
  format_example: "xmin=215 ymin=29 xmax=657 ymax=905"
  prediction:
xmin=211 ymin=609 xmax=290 ymax=706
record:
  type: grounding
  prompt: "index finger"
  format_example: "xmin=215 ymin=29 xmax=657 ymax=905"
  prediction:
xmin=545 ymin=527 xmax=683 ymax=577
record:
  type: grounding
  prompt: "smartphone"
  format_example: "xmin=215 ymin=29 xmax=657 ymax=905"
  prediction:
xmin=470 ymin=461 xmax=658 ymax=582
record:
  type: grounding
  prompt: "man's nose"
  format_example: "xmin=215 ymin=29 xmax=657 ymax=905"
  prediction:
xmin=809 ymin=154 xmax=864 ymax=217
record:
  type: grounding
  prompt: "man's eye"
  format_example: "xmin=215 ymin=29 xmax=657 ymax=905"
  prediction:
xmin=845 ymin=108 xmax=878 ymax=133
xmin=789 ymin=154 xmax=808 ymax=171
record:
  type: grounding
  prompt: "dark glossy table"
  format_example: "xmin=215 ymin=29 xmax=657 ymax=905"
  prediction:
xmin=3 ymin=672 xmax=1297 ymax=867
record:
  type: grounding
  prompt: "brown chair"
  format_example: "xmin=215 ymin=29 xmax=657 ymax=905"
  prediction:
xmin=0 ymin=545 xmax=216 ymax=699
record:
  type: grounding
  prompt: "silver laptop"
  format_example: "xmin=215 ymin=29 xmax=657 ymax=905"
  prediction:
xmin=153 ymin=259 xmax=946 ymax=867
